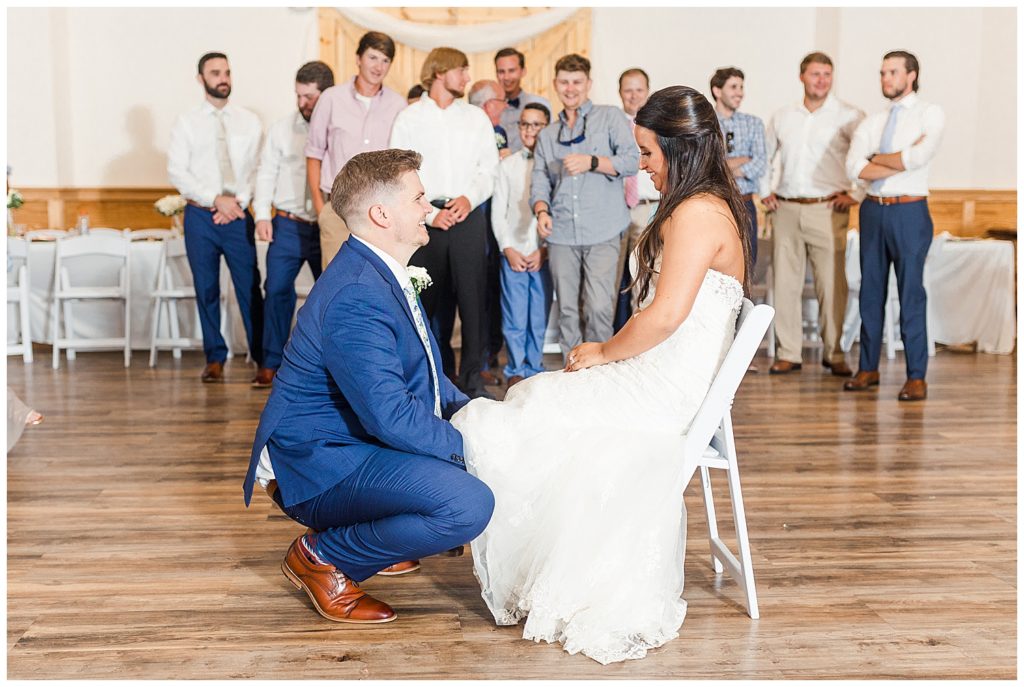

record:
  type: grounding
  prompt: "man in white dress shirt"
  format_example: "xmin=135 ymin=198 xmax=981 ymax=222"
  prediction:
xmin=390 ymin=47 xmax=501 ymax=399
xmin=613 ymin=68 xmax=660 ymax=330
xmin=167 ymin=52 xmax=264 ymax=383
xmin=843 ymin=50 xmax=944 ymax=401
xmin=491 ymin=102 xmax=553 ymax=388
xmin=251 ymin=61 xmax=335 ymax=388
xmin=760 ymin=52 xmax=864 ymax=377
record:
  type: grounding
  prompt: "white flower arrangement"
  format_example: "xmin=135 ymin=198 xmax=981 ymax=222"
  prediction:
xmin=154 ymin=194 xmax=186 ymax=217
xmin=7 ymin=190 xmax=24 ymax=209
xmin=407 ymin=266 xmax=433 ymax=295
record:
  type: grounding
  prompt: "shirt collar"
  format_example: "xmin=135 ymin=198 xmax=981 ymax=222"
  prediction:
xmin=351 ymin=235 xmax=412 ymax=289
xmin=799 ymin=93 xmax=838 ymax=115
xmin=890 ymin=91 xmax=918 ymax=110
xmin=202 ymin=100 xmax=232 ymax=116
xmin=346 ymin=76 xmax=385 ymax=101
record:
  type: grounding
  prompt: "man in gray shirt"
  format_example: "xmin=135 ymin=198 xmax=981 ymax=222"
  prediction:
xmin=531 ymin=53 xmax=639 ymax=359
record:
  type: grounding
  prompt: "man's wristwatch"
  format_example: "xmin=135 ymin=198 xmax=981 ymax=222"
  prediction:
xmin=536 ymin=207 xmax=550 ymax=218
xmin=590 ymin=155 xmax=599 ymax=171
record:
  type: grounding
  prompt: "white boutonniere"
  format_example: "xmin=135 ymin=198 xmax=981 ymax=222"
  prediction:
xmin=407 ymin=266 xmax=433 ymax=295
xmin=154 ymin=194 xmax=186 ymax=217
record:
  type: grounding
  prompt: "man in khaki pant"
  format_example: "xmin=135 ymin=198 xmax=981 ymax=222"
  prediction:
xmin=761 ymin=52 xmax=865 ymax=376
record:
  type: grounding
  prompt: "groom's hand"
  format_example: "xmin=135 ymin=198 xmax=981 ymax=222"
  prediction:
xmin=565 ymin=342 xmax=607 ymax=372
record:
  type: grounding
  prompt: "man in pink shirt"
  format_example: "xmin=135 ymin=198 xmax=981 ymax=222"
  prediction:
xmin=305 ymin=31 xmax=406 ymax=270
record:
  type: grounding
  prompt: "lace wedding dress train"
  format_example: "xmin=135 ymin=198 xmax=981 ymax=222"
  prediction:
xmin=451 ymin=268 xmax=743 ymax=664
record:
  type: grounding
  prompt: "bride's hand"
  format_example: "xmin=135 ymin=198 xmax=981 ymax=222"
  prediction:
xmin=565 ymin=342 xmax=606 ymax=372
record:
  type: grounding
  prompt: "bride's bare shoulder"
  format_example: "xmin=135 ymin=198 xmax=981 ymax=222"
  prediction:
xmin=663 ymin=193 xmax=738 ymax=236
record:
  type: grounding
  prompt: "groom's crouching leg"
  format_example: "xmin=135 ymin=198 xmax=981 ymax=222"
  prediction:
xmin=281 ymin=533 xmax=397 ymax=624
xmin=430 ymin=475 xmax=495 ymax=554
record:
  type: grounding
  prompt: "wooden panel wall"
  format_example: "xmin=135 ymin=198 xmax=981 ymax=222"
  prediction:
xmin=8 ymin=188 xmax=1017 ymax=236
xmin=318 ymin=7 xmax=591 ymax=107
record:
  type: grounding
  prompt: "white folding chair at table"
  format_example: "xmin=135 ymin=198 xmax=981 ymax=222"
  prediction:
xmin=148 ymin=236 xmax=204 ymax=365
xmin=681 ymin=298 xmax=774 ymax=620
xmin=130 ymin=228 xmax=179 ymax=242
xmin=7 ymin=236 xmax=34 ymax=362
xmin=24 ymin=228 xmax=70 ymax=242
xmin=50 ymin=231 xmax=132 ymax=369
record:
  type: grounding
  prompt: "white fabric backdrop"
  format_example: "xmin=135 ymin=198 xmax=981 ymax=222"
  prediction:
xmin=334 ymin=7 xmax=577 ymax=53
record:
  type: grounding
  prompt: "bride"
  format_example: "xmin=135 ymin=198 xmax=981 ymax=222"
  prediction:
xmin=450 ymin=86 xmax=752 ymax=664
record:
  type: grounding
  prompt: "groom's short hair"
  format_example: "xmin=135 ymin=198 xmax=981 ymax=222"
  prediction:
xmin=331 ymin=149 xmax=423 ymax=227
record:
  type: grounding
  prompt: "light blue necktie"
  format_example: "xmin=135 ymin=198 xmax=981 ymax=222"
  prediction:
xmin=402 ymin=284 xmax=442 ymax=418
xmin=871 ymin=104 xmax=902 ymax=194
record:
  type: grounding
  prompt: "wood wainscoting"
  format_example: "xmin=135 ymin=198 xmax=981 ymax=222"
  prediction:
xmin=9 ymin=187 xmax=1018 ymax=237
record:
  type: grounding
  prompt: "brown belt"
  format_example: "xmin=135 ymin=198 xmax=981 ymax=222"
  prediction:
xmin=186 ymin=199 xmax=211 ymax=210
xmin=276 ymin=209 xmax=316 ymax=225
xmin=865 ymin=194 xmax=927 ymax=206
xmin=776 ymin=195 xmax=832 ymax=204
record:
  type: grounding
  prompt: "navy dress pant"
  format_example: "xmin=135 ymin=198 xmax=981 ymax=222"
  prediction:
xmin=857 ymin=199 xmax=933 ymax=379
xmin=183 ymin=204 xmax=264 ymax=365
xmin=262 ymin=215 xmax=322 ymax=370
xmin=274 ymin=446 xmax=494 ymax=583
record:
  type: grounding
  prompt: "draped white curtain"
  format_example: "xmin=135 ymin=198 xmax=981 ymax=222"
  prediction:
xmin=333 ymin=7 xmax=578 ymax=52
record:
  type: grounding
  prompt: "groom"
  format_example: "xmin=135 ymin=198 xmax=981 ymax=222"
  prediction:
xmin=243 ymin=149 xmax=495 ymax=624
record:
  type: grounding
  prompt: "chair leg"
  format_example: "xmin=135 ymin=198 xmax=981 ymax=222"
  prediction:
xmin=149 ymin=295 xmax=162 ymax=367
xmin=51 ymin=297 xmax=61 ymax=370
xmin=724 ymin=454 xmax=759 ymax=620
xmin=20 ymin=290 xmax=33 ymax=364
xmin=169 ymin=298 xmax=182 ymax=359
xmin=124 ymin=297 xmax=131 ymax=368
xmin=64 ymin=299 xmax=76 ymax=360
xmin=884 ymin=292 xmax=897 ymax=360
xmin=699 ymin=466 xmax=724 ymax=574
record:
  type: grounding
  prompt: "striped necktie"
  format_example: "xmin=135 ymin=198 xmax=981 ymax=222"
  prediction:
xmin=402 ymin=284 xmax=442 ymax=418
xmin=871 ymin=104 xmax=902 ymax=194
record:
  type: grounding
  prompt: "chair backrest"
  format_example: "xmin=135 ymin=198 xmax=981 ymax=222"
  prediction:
xmin=83 ymin=227 xmax=131 ymax=239
xmin=7 ymin=236 xmax=29 ymax=260
xmin=683 ymin=299 xmax=775 ymax=456
xmin=131 ymin=228 xmax=179 ymax=241
xmin=55 ymin=232 xmax=131 ymax=260
xmin=24 ymin=228 xmax=69 ymax=242
xmin=7 ymin=236 xmax=30 ymax=289
xmin=155 ymin=237 xmax=193 ymax=291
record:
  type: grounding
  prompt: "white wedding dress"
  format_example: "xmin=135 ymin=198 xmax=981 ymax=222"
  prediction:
xmin=451 ymin=261 xmax=743 ymax=665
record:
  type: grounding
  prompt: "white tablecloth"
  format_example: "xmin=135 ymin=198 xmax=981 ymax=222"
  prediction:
xmin=8 ymin=239 xmax=315 ymax=353
xmin=842 ymin=231 xmax=1015 ymax=354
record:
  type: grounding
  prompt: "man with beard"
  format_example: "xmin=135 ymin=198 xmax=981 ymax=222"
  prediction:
xmin=168 ymin=51 xmax=265 ymax=383
xmin=390 ymin=47 xmax=500 ymax=399
xmin=251 ymin=61 xmax=335 ymax=388
xmin=494 ymin=47 xmax=550 ymax=153
xmin=844 ymin=50 xmax=944 ymax=401
xmin=306 ymin=32 xmax=406 ymax=270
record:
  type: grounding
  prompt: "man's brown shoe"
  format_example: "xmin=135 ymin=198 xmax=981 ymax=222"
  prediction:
xmin=251 ymin=367 xmax=276 ymax=388
xmin=823 ymin=359 xmax=854 ymax=377
xmin=377 ymin=560 xmax=421 ymax=576
xmin=769 ymin=360 xmax=802 ymax=375
xmin=843 ymin=370 xmax=880 ymax=391
xmin=479 ymin=369 xmax=501 ymax=386
xmin=507 ymin=375 xmax=525 ymax=388
xmin=281 ymin=536 xmax=396 ymax=624
xmin=898 ymin=378 xmax=928 ymax=401
xmin=200 ymin=362 xmax=224 ymax=383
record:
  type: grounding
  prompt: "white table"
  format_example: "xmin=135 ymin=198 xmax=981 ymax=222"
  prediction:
xmin=8 ymin=239 xmax=315 ymax=354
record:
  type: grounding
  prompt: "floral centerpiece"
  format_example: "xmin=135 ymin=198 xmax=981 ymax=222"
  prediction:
xmin=7 ymin=189 xmax=23 ymax=234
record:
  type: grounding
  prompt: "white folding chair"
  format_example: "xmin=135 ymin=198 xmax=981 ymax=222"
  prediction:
xmin=130 ymin=228 xmax=179 ymax=241
xmin=682 ymin=298 xmax=775 ymax=620
xmin=24 ymin=228 xmax=69 ymax=242
xmin=7 ymin=236 xmax=34 ymax=362
xmin=79 ymin=227 xmax=130 ymax=238
xmin=51 ymin=232 xmax=132 ymax=369
xmin=149 ymin=236 xmax=204 ymax=365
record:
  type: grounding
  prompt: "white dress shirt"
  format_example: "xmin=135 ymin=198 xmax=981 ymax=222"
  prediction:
xmin=389 ymin=94 xmax=499 ymax=224
xmin=491 ymin=149 xmax=540 ymax=255
xmin=846 ymin=92 xmax=945 ymax=197
xmin=760 ymin=94 xmax=866 ymax=200
xmin=253 ymin=111 xmax=315 ymax=222
xmin=167 ymin=100 xmax=263 ymax=208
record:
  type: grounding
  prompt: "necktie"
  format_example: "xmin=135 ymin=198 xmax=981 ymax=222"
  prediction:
xmin=507 ymin=96 xmax=520 ymax=109
xmin=871 ymin=103 xmax=902 ymax=193
xmin=215 ymin=110 xmax=236 ymax=195
xmin=624 ymin=116 xmax=639 ymax=208
xmin=402 ymin=284 xmax=442 ymax=418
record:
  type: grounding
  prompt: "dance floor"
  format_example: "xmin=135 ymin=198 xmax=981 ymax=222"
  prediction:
xmin=6 ymin=344 xmax=1016 ymax=679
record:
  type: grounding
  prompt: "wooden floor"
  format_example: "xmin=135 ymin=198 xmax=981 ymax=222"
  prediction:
xmin=6 ymin=345 xmax=1017 ymax=679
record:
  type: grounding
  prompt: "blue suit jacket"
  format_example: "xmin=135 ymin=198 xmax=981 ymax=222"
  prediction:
xmin=243 ymin=237 xmax=470 ymax=507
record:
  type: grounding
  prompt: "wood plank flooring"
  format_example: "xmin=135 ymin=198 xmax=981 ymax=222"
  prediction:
xmin=6 ymin=345 xmax=1017 ymax=678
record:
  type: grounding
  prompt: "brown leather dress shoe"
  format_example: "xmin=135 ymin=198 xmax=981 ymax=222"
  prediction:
xmin=823 ymin=359 xmax=854 ymax=377
xmin=281 ymin=536 xmax=397 ymax=624
xmin=843 ymin=370 xmax=880 ymax=391
xmin=251 ymin=367 xmax=276 ymax=388
xmin=507 ymin=375 xmax=525 ymax=388
xmin=200 ymin=361 xmax=224 ymax=383
xmin=898 ymin=378 xmax=928 ymax=401
xmin=376 ymin=560 xmax=421 ymax=576
xmin=769 ymin=360 xmax=802 ymax=375
xmin=479 ymin=369 xmax=501 ymax=386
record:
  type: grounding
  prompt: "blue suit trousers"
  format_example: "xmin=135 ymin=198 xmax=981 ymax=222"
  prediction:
xmin=183 ymin=204 xmax=264 ymax=364
xmin=273 ymin=445 xmax=494 ymax=582
xmin=262 ymin=215 xmax=322 ymax=370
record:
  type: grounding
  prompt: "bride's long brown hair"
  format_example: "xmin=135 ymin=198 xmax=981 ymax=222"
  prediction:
xmin=629 ymin=86 xmax=752 ymax=304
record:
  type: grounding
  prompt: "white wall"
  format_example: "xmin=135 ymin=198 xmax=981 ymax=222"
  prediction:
xmin=7 ymin=6 xmax=1016 ymax=189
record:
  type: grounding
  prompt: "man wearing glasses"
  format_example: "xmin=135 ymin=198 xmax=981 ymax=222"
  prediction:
xmin=531 ymin=54 xmax=638 ymax=361
xmin=710 ymin=67 xmax=767 ymax=265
